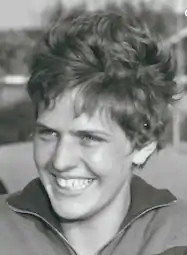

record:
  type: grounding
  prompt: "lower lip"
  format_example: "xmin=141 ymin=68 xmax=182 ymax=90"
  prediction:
xmin=53 ymin=177 xmax=95 ymax=196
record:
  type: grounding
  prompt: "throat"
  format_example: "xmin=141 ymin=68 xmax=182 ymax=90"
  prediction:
xmin=61 ymin=181 xmax=131 ymax=255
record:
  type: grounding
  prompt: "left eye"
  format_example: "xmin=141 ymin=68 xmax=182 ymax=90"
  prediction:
xmin=82 ymin=135 xmax=98 ymax=141
xmin=80 ymin=134 xmax=104 ymax=145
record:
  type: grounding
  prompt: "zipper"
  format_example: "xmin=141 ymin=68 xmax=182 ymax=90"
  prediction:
xmin=7 ymin=199 xmax=177 ymax=255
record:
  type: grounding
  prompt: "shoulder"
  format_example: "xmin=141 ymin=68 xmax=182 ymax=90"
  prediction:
xmin=0 ymin=194 xmax=44 ymax=254
xmin=0 ymin=195 xmax=19 ymax=247
xmin=170 ymin=199 xmax=187 ymax=237
xmin=158 ymin=198 xmax=187 ymax=224
xmin=0 ymin=194 xmax=21 ymax=229
xmin=0 ymin=193 xmax=21 ymax=217
xmin=135 ymin=198 xmax=187 ymax=254
xmin=0 ymin=193 xmax=37 ymax=237
xmin=155 ymin=199 xmax=187 ymax=248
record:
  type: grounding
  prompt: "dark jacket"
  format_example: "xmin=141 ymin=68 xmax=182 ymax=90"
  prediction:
xmin=1 ymin=175 xmax=187 ymax=255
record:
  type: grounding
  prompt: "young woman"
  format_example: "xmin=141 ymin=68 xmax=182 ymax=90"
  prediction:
xmin=2 ymin=6 xmax=187 ymax=255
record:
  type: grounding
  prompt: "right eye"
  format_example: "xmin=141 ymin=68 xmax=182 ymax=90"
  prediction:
xmin=35 ymin=128 xmax=59 ymax=141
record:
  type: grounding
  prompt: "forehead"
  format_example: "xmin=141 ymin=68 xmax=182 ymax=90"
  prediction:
xmin=37 ymin=90 xmax=117 ymax=132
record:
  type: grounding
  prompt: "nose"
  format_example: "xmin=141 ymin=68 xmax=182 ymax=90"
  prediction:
xmin=51 ymin=136 xmax=79 ymax=172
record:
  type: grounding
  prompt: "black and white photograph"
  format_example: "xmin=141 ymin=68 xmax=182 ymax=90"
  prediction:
xmin=0 ymin=0 xmax=187 ymax=254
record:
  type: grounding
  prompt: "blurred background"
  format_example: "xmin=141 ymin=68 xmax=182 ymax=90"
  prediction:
xmin=0 ymin=0 xmax=187 ymax=197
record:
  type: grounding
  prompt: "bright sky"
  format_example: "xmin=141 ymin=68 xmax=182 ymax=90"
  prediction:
xmin=0 ymin=0 xmax=57 ymax=30
xmin=0 ymin=0 xmax=186 ymax=30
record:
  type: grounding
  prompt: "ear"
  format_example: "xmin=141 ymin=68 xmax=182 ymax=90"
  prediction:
xmin=132 ymin=142 xmax=157 ymax=166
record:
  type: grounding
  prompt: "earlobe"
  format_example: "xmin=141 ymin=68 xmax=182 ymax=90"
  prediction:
xmin=132 ymin=142 xmax=157 ymax=166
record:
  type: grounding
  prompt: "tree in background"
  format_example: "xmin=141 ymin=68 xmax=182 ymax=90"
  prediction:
xmin=0 ymin=30 xmax=42 ymax=75
xmin=0 ymin=100 xmax=35 ymax=145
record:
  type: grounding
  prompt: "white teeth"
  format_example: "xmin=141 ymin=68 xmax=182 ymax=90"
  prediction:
xmin=56 ymin=178 xmax=66 ymax=187
xmin=56 ymin=178 xmax=93 ymax=190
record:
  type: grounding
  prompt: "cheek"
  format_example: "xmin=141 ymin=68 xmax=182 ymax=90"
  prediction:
xmin=82 ymin=145 xmax=128 ymax=177
xmin=33 ymin=139 xmax=56 ymax=168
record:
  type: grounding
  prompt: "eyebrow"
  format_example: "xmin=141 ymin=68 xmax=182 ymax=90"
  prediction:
xmin=35 ymin=122 xmax=53 ymax=129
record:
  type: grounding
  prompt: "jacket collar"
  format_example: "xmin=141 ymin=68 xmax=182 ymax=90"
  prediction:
xmin=7 ymin=178 xmax=62 ymax=232
xmin=6 ymin=175 xmax=176 ymax=232
xmin=120 ymin=175 xmax=177 ymax=228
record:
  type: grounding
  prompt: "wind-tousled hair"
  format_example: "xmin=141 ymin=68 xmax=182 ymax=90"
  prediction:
xmin=27 ymin=6 xmax=178 ymax=150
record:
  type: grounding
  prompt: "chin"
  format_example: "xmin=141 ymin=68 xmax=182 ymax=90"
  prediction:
xmin=51 ymin=200 xmax=94 ymax=221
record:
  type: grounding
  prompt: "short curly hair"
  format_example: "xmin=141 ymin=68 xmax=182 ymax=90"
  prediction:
xmin=27 ymin=6 xmax=177 ymax=150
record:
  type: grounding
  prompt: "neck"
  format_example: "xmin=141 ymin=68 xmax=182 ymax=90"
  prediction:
xmin=61 ymin=177 xmax=131 ymax=255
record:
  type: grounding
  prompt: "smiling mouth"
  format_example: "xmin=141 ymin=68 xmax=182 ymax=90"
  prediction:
xmin=55 ymin=177 xmax=94 ymax=191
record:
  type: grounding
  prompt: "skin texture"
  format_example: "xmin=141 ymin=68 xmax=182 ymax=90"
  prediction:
xmin=33 ymin=90 xmax=137 ymax=222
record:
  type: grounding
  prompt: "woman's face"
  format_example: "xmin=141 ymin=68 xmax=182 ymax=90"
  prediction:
xmin=33 ymin=90 xmax=136 ymax=220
